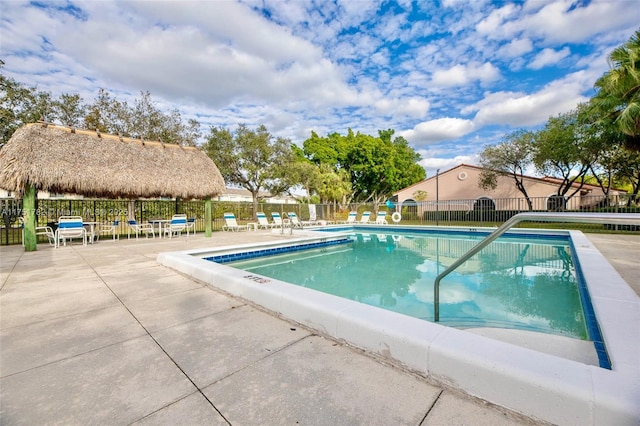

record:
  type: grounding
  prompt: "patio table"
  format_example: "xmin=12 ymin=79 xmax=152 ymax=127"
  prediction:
xmin=148 ymin=219 xmax=170 ymax=238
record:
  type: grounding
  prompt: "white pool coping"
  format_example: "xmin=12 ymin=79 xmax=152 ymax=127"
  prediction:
xmin=157 ymin=228 xmax=640 ymax=425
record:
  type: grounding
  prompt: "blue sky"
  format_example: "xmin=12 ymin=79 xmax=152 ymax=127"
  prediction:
xmin=1 ymin=0 xmax=638 ymax=178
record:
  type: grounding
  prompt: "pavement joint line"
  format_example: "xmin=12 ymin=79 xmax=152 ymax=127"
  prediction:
xmin=0 ymin=332 xmax=150 ymax=379
xmin=201 ymin=332 xmax=317 ymax=389
xmin=0 ymin=249 xmax=24 ymax=291
xmin=74 ymin=248 xmax=233 ymax=425
xmin=420 ymin=389 xmax=443 ymax=425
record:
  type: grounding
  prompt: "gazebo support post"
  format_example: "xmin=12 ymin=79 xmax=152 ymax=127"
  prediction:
xmin=22 ymin=182 xmax=37 ymax=251
xmin=205 ymin=196 xmax=212 ymax=237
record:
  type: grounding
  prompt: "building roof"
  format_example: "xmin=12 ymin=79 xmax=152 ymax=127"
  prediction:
xmin=394 ymin=163 xmax=625 ymax=195
xmin=0 ymin=123 xmax=225 ymax=199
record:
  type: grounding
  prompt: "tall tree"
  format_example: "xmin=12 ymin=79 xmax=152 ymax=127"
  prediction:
xmin=478 ymin=130 xmax=535 ymax=210
xmin=531 ymin=108 xmax=597 ymax=207
xmin=51 ymin=93 xmax=85 ymax=127
xmin=590 ymin=29 xmax=640 ymax=150
xmin=613 ymin=148 xmax=640 ymax=205
xmin=0 ymin=72 xmax=52 ymax=147
xmin=204 ymin=124 xmax=294 ymax=215
xmin=577 ymin=104 xmax=628 ymax=200
xmin=302 ymin=128 xmax=424 ymax=204
xmin=84 ymin=88 xmax=131 ymax=135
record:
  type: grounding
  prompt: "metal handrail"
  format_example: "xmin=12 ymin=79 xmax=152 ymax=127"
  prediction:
xmin=433 ymin=212 xmax=640 ymax=322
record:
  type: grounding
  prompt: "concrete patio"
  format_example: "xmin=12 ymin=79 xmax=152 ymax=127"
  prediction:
xmin=1 ymin=230 xmax=638 ymax=425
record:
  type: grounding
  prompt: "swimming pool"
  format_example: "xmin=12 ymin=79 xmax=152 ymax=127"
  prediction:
xmin=157 ymin=225 xmax=640 ymax=425
xmin=219 ymin=231 xmax=589 ymax=341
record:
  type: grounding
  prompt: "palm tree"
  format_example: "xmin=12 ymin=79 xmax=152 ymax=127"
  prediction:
xmin=590 ymin=30 xmax=640 ymax=150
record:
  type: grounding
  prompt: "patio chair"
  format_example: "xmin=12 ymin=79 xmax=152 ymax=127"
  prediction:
xmin=358 ymin=211 xmax=372 ymax=224
xmin=341 ymin=211 xmax=357 ymax=224
xmin=222 ymin=213 xmax=249 ymax=231
xmin=257 ymin=212 xmax=277 ymax=229
xmin=19 ymin=217 xmax=55 ymax=246
xmin=271 ymin=212 xmax=284 ymax=228
xmin=186 ymin=217 xmax=196 ymax=235
xmin=375 ymin=211 xmax=388 ymax=225
xmin=303 ymin=204 xmax=319 ymax=226
xmin=164 ymin=214 xmax=188 ymax=239
xmin=287 ymin=212 xmax=304 ymax=228
xmin=99 ymin=220 xmax=120 ymax=240
xmin=55 ymin=216 xmax=87 ymax=248
xmin=127 ymin=220 xmax=155 ymax=239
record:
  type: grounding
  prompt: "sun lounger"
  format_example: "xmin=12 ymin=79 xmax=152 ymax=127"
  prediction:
xmin=375 ymin=211 xmax=388 ymax=225
xmin=222 ymin=213 xmax=249 ymax=231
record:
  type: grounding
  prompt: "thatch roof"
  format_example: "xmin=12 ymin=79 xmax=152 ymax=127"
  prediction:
xmin=0 ymin=123 xmax=225 ymax=199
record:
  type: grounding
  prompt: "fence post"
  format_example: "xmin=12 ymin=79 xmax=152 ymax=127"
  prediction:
xmin=23 ymin=183 xmax=37 ymax=251
xmin=204 ymin=197 xmax=212 ymax=237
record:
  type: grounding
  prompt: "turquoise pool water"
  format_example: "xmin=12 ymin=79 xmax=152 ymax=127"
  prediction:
xmin=223 ymin=231 xmax=588 ymax=339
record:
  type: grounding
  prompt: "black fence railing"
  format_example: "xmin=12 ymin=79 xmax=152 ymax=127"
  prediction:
xmin=1 ymin=194 xmax=638 ymax=245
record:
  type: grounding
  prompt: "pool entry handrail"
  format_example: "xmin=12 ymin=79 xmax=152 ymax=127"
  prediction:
xmin=433 ymin=212 xmax=640 ymax=322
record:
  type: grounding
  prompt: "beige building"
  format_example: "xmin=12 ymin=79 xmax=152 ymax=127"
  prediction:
xmin=393 ymin=164 xmax=624 ymax=214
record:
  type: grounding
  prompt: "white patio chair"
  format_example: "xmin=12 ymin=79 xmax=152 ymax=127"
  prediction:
xmin=186 ymin=217 xmax=196 ymax=235
xmin=19 ymin=217 xmax=55 ymax=246
xmin=375 ymin=211 xmax=388 ymax=225
xmin=256 ymin=212 xmax=277 ymax=229
xmin=222 ymin=213 xmax=249 ymax=231
xmin=164 ymin=214 xmax=188 ymax=239
xmin=55 ymin=216 xmax=87 ymax=248
xmin=99 ymin=220 xmax=120 ymax=240
xmin=341 ymin=211 xmax=357 ymax=224
xmin=271 ymin=212 xmax=284 ymax=228
xmin=127 ymin=220 xmax=155 ymax=239
xmin=358 ymin=211 xmax=372 ymax=224
xmin=287 ymin=212 xmax=304 ymax=228
xmin=303 ymin=204 xmax=319 ymax=226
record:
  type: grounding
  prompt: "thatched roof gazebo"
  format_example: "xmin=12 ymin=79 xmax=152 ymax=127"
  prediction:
xmin=0 ymin=123 xmax=226 ymax=250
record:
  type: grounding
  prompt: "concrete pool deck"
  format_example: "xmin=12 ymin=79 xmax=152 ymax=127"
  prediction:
xmin=1 ymin=230 xmax=638 ymax=425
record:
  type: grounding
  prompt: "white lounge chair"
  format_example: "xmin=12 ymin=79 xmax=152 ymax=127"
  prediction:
xmin=56 ymin=216 xmax=87 ymax=248
xmin=127 ymin=220 xmax=155 ymax=239
xmin=271 ymin=212 xmax=284 ymax=228
xmin=222 ymin=213 xmax=249 ymax=231
xmin=287 ymin=212 xmax=304 ymax=228
xmin=375 ymin=211 xmax=388 ymax=225
xmin=257 ymin=212 xmax=277 ymax=229
xmin=164 ymin=214 xmax=188 ymax=238
xmin=304 ymin=204 xmax=319 ymax=226
xmin=341 ymin=211 xmax=357 ymax=224
xmin=358 ymin=211 xmax=372 ymax=224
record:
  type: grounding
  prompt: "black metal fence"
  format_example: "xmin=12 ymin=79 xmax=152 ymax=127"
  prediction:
xmin=1 ymin=194 xmax=638 ymax=245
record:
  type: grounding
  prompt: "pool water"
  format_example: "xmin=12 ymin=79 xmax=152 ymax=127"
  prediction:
xmin=224 ymin=232 xmax=588 ymax=340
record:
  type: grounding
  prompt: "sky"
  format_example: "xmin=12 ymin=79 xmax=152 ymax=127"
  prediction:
xmin=1 ymin=0 xmax=639 ymax=178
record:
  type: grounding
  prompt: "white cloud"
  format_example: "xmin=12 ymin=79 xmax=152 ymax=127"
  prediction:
xmin=374 ymin=97 xmax=430 ymax=119
xmin=499 ymin=38 xmax=533 ymax=58
xmin=528 ymin=47 xmax=570 ymax=70
xmin=479 ymin=0 xmax=640 ymax=45
xmin=475 ymin=3 xmax=518 ymax=36
xmin=431 ymin=63 xmax=500 ymax=87
xmin=464 ymin=71 xmax=592 ymax=127
xmin=401 ymin=118 xmax=476 ymax=145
